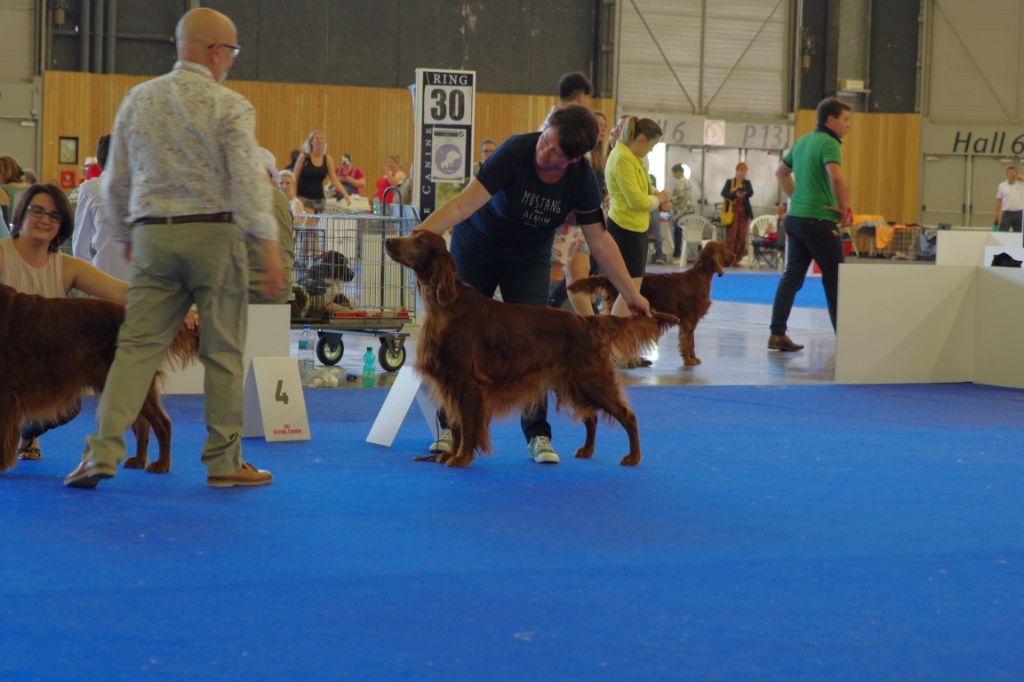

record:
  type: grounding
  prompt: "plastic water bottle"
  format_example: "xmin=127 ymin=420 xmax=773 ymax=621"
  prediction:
xmin=298 ymin=325 xmax=315 ymax=382
xmin=372 ymin=195 xmax=381 ymax=215
xmin=362 ymin=346 xmax=376 ymax=387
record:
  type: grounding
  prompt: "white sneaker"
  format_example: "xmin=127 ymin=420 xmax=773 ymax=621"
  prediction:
xmin=429 ymin=428 xmax=452 ymax=454
xmin=527 ymin=436 xmax=560 ymax=464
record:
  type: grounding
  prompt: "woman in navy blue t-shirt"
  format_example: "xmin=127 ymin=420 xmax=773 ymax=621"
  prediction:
xmin=416 ymin=104 xmax=651 ymax=465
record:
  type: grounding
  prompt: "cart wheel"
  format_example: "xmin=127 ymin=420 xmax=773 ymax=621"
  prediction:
xmin=378 ymin=339 xmax=406 ymax=372
xmin=316 ymin=336 xmax=344 ymax=366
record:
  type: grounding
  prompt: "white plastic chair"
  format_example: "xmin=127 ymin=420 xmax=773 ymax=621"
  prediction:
xmin=747 ymin=215 xmax=776 ymax=267
xmin=677 ymin=215 xmax=711 ymax=267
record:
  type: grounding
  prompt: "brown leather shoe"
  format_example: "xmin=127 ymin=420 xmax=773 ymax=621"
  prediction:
xmin=64 ymin=460 xmax=117 ymax=489
xmin=207 ymin=461 xmax=273 ymax=488
xmin=768 ymin=334 xmax=804 ymax=352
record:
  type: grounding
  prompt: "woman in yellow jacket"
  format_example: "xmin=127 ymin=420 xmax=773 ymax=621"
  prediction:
xmin=605 ymin=117 xmax=670 ymax=324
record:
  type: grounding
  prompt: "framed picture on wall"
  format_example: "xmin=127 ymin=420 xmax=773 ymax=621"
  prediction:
xmin=58 ymin=136 xmax=78 ymax=165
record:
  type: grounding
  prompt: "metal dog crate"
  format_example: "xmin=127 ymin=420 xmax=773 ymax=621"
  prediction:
xmin=291 ymin=205 xmax=418 ymax=371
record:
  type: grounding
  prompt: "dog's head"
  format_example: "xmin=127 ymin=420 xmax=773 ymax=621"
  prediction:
xmin=385 ymin=230 xmax=458 ymax=306
xmin=308 ymin=250 xmax=355 ymax=282
xmin=696 ymin=241 xmax=735 ymax=277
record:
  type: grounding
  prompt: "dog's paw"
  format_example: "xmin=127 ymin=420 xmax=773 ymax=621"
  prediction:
xmin=685 ymin=357 xmax=702 ymax=366
xmin=413 ymin=454 xmax=442 ymax=463
xmin=145 ymin=460 xmax=171 ymax=474
xmin=444 ymin=454 xmax=474 ymax=468
xmin=573 ymin=446 xmax=594 ymax=459
xmin=619 ymin=453 xmax=642 ymax=466
xmin=122 ymin=455 xmax=147 ymax=469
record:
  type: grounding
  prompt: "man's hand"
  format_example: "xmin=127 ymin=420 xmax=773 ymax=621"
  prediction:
xmin=260 ymin=239 xmax=284 ymax=301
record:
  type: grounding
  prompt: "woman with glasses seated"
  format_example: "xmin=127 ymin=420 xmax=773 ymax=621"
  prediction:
xmin=0 ymin=184 xmax=132 ymax=461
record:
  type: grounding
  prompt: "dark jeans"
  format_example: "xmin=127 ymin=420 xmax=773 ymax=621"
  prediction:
xmin=437 ymin=238 xmax=552 ymax=441
xmin=672 ymin=224 xmax=683 ymax=259
xmin=999 ymin=210 xmax=1022 ymax=233
xmin=770 ymin=216 xmax=844 ymax=335
xmin=21 ymin=397 xmax=82 ymax=440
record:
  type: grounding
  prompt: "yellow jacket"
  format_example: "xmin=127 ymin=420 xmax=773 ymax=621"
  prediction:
xmin=606 ymin=141 xmax=658 ymax=232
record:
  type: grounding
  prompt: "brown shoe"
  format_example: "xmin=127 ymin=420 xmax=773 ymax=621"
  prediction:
xmin=768 ymin=334 xmax=804 ymax=352
xmin=207 ymin=461 xmax=273 ymax=488
xmin=64 ymin=460 xmax=117 ymax=489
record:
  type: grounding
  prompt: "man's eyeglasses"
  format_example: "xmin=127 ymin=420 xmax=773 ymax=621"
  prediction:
xmin=26 ymin=205 xmax=62 ymax=222
xmin=208 ymin=43 xmax=241 ymax=57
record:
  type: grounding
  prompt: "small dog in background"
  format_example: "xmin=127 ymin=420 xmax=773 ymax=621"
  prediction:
xmin=290 ymin=251 xmax=356 ymax=319
xmin=570 ymin=241 xmax=735 ymax=367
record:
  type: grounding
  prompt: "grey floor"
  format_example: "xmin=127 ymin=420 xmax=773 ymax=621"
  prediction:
xmin=297 ymin=267 xmax=837 ymax=390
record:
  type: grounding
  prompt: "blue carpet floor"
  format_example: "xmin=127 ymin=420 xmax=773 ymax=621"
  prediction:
xmin=2 ymin=384 xmax=1022 ymax=680
xmin=711 ymin=271 xmax=827 ymax=308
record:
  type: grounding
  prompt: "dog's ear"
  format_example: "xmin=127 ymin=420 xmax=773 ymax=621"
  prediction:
xmin=712 ymin=247 xmax=726 ymax=276
xmin=434 ymin=257 xmax=459 ymax=306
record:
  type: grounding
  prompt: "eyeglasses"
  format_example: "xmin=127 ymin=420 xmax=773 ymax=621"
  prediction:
xmin=208 ymin=43 xmax=241 ymax=57
xmin=26 ymin=205 xmax=62 ymax=222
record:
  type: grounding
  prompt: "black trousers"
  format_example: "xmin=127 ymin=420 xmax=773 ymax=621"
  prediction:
xmin=770 ymin=216 xmax=844 ymax=335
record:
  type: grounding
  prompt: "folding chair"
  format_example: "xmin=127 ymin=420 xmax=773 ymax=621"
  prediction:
xmin=677 ymin=215 xmax=712 ymax=267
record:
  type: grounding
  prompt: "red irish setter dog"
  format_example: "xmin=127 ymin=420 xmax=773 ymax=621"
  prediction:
xmin=0 ymin=283 xmax=199 ymax=473
xmin=569 ymin=241 xmax=735 ymax=367
xmin=384 ymin=230 xmax=677 ymax=468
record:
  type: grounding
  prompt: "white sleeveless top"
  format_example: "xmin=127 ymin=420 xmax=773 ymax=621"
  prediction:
xmin=0 ymin=237 xmax=67 ymax=297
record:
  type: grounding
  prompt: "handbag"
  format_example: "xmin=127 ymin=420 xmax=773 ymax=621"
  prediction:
xmin=720 ymin=180 xmax=739 ymax=227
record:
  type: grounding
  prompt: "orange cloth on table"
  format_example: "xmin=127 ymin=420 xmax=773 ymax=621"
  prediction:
xmin=875 ymin=224 xmax=896 ymax=250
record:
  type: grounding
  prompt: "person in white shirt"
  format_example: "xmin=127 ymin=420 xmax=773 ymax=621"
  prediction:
xmin=994 ymin=166 xmax=1024 ymax=233
xmin=66 ymin=7 xmax=283 ymax=490
xmin=71 ymin=134 xmax=131 ymax=281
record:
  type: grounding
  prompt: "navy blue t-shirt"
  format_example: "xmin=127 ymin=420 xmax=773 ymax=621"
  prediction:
xmin=454 ymin=132 xmax=603 ymax=261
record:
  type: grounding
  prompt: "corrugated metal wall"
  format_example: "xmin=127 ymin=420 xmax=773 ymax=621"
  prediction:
xmin=0 ymin=0 xmax=37 ymax=80
xmin=614 ymin=0 xmax=792 ymax=117
xmin=925 ymin=0 xmax=1024 ymax=123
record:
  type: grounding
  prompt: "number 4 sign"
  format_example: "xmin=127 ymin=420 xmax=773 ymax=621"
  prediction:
xmin=243 ymin=357 xmax=311 ymax=441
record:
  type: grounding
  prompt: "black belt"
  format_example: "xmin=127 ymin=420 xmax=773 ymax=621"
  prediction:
xmin=133 ymin=212 xmax=233 ymax=226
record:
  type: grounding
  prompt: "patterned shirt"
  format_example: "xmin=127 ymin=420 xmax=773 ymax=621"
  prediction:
xmin=102 ymin=60 xmax=276 ymax=242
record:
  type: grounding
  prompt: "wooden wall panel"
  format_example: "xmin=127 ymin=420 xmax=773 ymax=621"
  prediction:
xmin=795 ymin=110 xmax=921 ymax=224
xmin=41 ymin=71 xmax=615 ymax=196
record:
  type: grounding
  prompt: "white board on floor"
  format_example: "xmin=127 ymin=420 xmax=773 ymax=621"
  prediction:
xmin=366 ymin=366 xmax=438 ymax=447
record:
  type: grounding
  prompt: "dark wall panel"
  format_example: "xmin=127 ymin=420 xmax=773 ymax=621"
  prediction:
xmin=799 ymin=0 xmax=829 ymax=109
xmin=869 ymin=0 xmax=919 ymax=113
xmin=326 ymin=0 xmax=401 ymax=86
xmin=48 ymin=0 xmax=597 ymax=95
xmin=465 ymin=5 xmax=532 ymax=93
xmin=256 ymin=0 xmax=329 ymax=84
xmin=528 ymin=0 xmax=595 ymax=95
xmin=397 ymin=2 xmax=469 ymax=83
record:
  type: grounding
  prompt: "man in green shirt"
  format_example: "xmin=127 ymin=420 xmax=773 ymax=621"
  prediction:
xmin=768 ymin=97 xmax=852 ymax=351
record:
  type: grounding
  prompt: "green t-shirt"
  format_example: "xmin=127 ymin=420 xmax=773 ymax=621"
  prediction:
xmin=783 ymin=130 xmax=842 ymax=222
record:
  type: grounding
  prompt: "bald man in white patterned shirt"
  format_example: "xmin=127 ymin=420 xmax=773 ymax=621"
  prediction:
xmin=65 ymin=8 xmax=283 ymax=489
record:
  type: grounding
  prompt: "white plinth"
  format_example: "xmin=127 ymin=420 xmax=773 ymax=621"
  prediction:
xmin=163 ymin=304 xmax=291 ymax=395
xmin=836 ymin=264 xmax=1024 ymax=388
xmin=936 ymin=230 xmax=1021 ymax=266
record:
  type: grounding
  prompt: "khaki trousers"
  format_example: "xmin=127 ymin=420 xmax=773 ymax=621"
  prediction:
xmin=83 ymin=223 xmax=249 ymax=475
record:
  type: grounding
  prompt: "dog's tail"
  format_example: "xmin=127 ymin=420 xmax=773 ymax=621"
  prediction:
xmin=586 ymin=312 xmax=678 ymax=361
xmin=567 ymin=275 xmax=620 ymax=311
xmin=165 ymin=323 xmax=201 ymax=371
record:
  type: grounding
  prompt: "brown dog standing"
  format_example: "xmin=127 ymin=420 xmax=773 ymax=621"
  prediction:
xmin=0 ymin=284 xmax=198 ymax=473
xmin=569 ymin=241 xmax=735 ymax=366
xmin=385 ymin=230 xmax=677 ymax=468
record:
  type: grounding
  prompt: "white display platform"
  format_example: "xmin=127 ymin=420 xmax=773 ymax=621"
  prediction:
xmin=836 ymin=264 xmax=1024 ymax=388
xmin=162 ymin=304 xmax=291 ymax=394
xmin=936 ymin=230 xmax=1021 ymax=266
